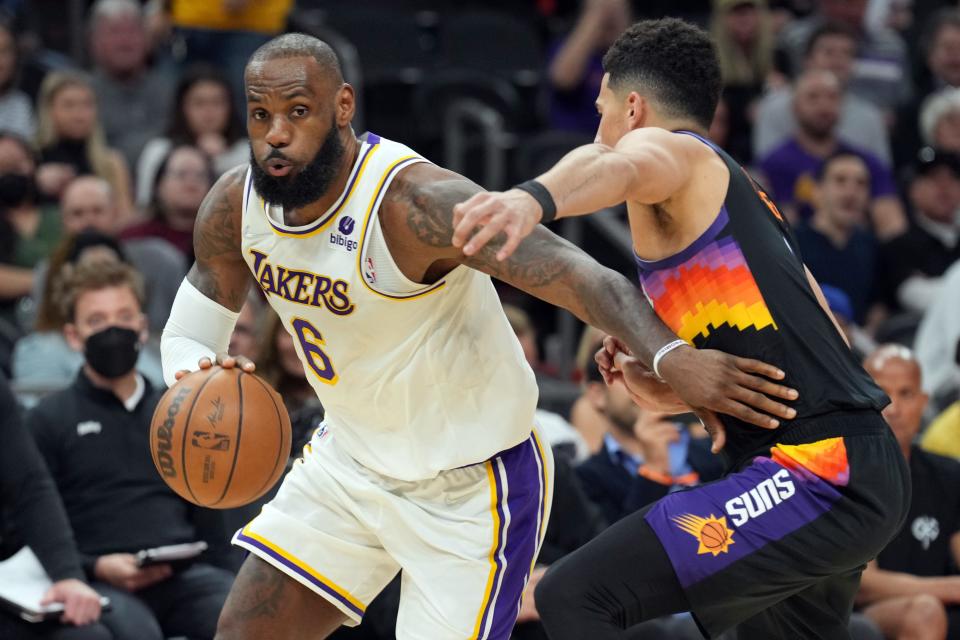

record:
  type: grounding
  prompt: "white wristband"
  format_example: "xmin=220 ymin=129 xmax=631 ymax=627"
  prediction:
xmin=652 ymin=339 xmax=689 ymax=379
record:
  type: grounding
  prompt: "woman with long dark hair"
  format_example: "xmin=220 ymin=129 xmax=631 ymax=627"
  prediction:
xmin=135 ymin=65 xmax=246 ymax=207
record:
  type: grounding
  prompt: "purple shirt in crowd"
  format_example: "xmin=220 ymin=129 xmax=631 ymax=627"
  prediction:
xmin=546 ymin=40 xmax=605 ymax=135
xmin=759 ymin=138 xmax=896 ymax=220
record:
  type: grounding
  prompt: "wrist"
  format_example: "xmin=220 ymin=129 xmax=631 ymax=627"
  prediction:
xmin=512 ymin=180 xmax=557 ymax=224
xmin=654 ymin=342 xmax=695 ymax=381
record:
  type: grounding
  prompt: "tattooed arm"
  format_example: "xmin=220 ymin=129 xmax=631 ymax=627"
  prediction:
xmin=160 ymin=166 xmax=255 ymax=385
xmin=451 ymin=128 xmax=691 ymax=259
xmin=383 ymin=163 xmax=798 ymax=442
xmin=186 ymin=165 xmax=250 ymax=311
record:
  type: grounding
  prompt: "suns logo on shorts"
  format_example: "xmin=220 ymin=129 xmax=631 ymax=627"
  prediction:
xmin=673 ymin=513 xmax=735 ymax=556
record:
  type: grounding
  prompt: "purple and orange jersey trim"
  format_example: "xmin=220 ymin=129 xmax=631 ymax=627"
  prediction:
xmin=636 ymin=207 xmax=777 ymax=344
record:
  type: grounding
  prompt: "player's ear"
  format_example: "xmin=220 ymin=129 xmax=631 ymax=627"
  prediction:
xmin=335 ymin=83 xmax=356 ymax=127
xmin=626 ymin=92 xmax=645 ymax=128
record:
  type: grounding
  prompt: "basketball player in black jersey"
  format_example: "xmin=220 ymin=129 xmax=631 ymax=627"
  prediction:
xmin=453 ymin=18 xmax=910 ymax=640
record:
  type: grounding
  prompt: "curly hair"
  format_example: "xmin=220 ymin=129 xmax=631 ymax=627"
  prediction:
xmin=602 ymin=18 xmax=721 ymax=129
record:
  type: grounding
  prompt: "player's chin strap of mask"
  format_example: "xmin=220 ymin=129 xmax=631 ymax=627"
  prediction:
xmin=160 ymin=279 xmax=239 ymax=387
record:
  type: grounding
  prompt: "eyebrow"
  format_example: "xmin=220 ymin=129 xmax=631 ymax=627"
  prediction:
xmin=281 ymin=88 xmax=313 ymax=100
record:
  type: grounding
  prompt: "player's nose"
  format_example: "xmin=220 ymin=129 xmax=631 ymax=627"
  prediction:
xmin=265 ymin=116 xmax=292 ymax=148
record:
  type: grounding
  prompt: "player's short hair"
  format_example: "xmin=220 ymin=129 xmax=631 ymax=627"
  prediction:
xmin=57 ymin=260 xmax=145 ymax=323
xmin=248 ymin=33 xmax=343 ymax=84
xmin=602 ymin=18 xmax=721 ymax=129
xmin=803 ymin=21 xmax=858 ymax=61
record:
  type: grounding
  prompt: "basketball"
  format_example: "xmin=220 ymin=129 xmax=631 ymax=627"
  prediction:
xmin=700 ymin=521 xmax=728 ymax=549
xmin=149 ymin=366 xmax=292 ymax=509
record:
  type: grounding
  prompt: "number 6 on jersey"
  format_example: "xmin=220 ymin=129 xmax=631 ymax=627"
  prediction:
xmin=291 ymin=318 xmax=338 ymax=385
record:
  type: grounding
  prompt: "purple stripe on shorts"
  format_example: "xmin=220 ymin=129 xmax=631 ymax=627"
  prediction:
xmin=234 ymin=529 xmax=365 ymax=618
xmin=644 ymin=456 xmax=843 ymax=589
xmin=485 ymin=436 xmax=546 ymax=639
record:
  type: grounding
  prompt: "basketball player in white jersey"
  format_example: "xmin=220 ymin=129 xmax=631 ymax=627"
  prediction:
xmin=160 ymin=34 xmax=799 ymax=639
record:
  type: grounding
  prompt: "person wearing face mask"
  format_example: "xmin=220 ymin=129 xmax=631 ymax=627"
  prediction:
xmin=11 ymin=229 xmax=165 ymax=388
xmin=25 ymin=261 xmax=234 ymax=640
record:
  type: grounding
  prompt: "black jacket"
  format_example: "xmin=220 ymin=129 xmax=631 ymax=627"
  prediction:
xmin=0 ymin=374 xmax=85 ymax=582
xmin=577 ymin=436 xmax=722 ymax=525
xmin=26 ymin=371 xmax=231 ymax=577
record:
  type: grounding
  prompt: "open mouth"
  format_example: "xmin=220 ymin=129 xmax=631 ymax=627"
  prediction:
xmin=265 ymin=158 xmax=293 ymax=177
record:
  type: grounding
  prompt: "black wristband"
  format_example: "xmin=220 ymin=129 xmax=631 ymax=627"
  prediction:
xmin=513 ymin=179 xmax=557 ymax=224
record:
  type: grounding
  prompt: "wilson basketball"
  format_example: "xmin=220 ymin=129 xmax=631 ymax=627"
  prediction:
xmin=700 ymin=521 xmax=728 ymax=549
xmin=150 ymin=366 xmax=292 ymax=509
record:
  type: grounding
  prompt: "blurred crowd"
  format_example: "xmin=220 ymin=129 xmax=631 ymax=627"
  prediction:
xmin=1 ymin=0 xmax=959 ymax=639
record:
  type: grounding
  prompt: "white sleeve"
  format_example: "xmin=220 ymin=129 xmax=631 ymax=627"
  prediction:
xmin=160 ymin=279 xmax=240 ymax=387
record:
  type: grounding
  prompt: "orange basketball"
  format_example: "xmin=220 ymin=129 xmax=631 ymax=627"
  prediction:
xmin=700 ymin=522 xmax=728 ymax=549
xmin=150 ymin=366 xmax=292 ymax=509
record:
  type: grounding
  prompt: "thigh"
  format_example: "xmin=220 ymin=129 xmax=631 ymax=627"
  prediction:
xmin=729 ymin=568 xmax=862 ymax=640
xmin=43 ymin=623 xmax=113 ymax=640
xmin=217 ymin=555 xmax=347 ymax=640
xmin=139 ymin=563 xmax=233 ymax=639
xmin=392 ymin=430 xmax=553 ymax=640
xmin=232 ymin=431 xmax=400 ymax=627
xmin=91 ymin=583 xmax=165 ymax=640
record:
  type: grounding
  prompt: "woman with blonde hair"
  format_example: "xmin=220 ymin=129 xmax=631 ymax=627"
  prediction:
xmin=35 ymin=70 xmax=134 ymax=222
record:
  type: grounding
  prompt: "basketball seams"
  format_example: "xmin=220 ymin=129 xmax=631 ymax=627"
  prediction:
xmin=247 ymin=374 xmax=288 ymax=500
xmin=180 ymin=368 xmax=223 ymax=506
xmin=211 ymin=371 xmax=246 ymax=507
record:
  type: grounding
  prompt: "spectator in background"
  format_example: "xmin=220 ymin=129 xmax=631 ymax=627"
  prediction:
xmin=777 ymin=0 xmax=910 ymax=113
xmin=547 ymin=0 xmax=631 ymax=135
xmin=0 ymin=132 xmax=61 ymax=270
xmin=12 ymin=230 xmax=164 ymax=388
xmin=31 ymin=176 xmax=187 ymax=333
xmin=753 ymin=22 xmax=891 ymax=164
xmin=26 ymin=261 xmax=233 ymax=640
xmin=879 ymin=148 xmax=960 ymax=315
xmin=915 ymin=261 xmax=960 ymax=412
xmin=710 ymin=0 xmax=775 ymax=162
xmin=921 ymin=340 xmax=960 ymax=461
xmin=0 ymin=133 xmax=40 ymax=338
xmin=164 ymin=0 xmax=293 ymax=116
xmin=227 ymin=293 xmax=264 ymax=361
xmin=793 ymin=152 xmax=879 ymax=325
xmin=919 ymin=87 xmax=960 ymax=155
xmin=135 ymin=65 xmax=247 ymax=208
xmin=758 ymin=69 xmax=906 ymax=237
xmin=88 ymin=0 xmax=172 ymax=176
xmin=819 ymin=284 xmax=876 ymax=362
xmin=120 ymin=145 xmax=213 ymax=260
xmin=858 ymin=346 xmax=960 ymax=640
xmin=35 ymin=71 xmax=133 ymax=221
xmin=503 ymin=304 xmax=589 ymax=462
xmin=575 ymin=349 xmax=719 ymax=525
xmin=0 ymin=17 xmax=35 ymax=140
xmin=0 ymin=374 xmax=109 ymax=640
xmin=893 ymin=9 xmax=960 ymax=170
xmin=256 ymin=312 xmax=323 ymax=456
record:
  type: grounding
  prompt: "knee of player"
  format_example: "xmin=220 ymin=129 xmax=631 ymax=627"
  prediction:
xmin=904 ymin=593 xmax=947 ymax=636
xmin=534 ymin=562 xmax=578 ymax=619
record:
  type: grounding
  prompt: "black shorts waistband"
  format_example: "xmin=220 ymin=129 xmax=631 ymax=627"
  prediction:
xmin=777 ymin=409 xmax=890 ymax=446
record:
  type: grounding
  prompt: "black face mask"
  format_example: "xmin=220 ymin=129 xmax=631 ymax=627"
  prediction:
xmin=84 ymin=326 xmax=141 ymax=379
xmin=0 ymin=173 xmax=36 ymax=209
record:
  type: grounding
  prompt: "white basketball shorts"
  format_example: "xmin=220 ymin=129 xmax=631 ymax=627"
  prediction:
xmin=232 ymin=425 xmax=553 ymax=639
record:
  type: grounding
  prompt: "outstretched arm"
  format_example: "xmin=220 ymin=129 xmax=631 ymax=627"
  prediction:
xmin=161 ymin=166 xmax=256 ymax=385
xmin=451 ymin=128 xmax=690 ymax=259
xmin=384 ymin=163 xmax=797 ymax=441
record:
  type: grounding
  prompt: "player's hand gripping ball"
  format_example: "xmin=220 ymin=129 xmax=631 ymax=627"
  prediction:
xmin=150 ymin=366 xmax=291 ymax=508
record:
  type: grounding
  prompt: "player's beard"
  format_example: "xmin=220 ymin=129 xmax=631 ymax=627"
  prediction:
xmin=250 ymin=121 xmax=345 ymax=211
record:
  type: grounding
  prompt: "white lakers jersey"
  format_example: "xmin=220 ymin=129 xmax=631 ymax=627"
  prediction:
xmin=241 ymin=134 xmax=539 ymax=481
